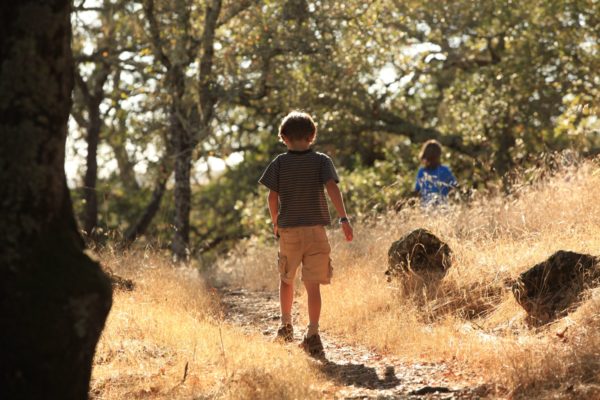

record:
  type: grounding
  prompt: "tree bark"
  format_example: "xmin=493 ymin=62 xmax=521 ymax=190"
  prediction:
xmin=83 ymin=100 xmax=101 ymax=236
xmin=172 ymin=147 xmax=192 ymax=260
xmin=0 ymin=2 xmax=112 ymax=399
xmin=168 ymin=66 xmax=192 ymax=261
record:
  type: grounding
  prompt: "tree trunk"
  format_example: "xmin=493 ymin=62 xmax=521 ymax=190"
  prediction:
xmin=74 ymin=64 xmax=110 ymax=239
xmin=0 ymin=2 xmax=112 ymax=399
xmin=83 ymin=101 xmax=101 ymax=236
xmin=172 ymin=151 xmax=192 ymax=260
xmin=143 ymin=0 xmax=223 ymax=262
xmin=171 ymin=0 xmax=223 ymax=262
xmin=171 ymin=115 xmax=192 ymax=261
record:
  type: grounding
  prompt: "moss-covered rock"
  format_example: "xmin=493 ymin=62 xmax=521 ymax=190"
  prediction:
xmin=512 ymin=251 xmax=600 ymax=324
xmin=386 ymin=228 xmax=452 ymax=281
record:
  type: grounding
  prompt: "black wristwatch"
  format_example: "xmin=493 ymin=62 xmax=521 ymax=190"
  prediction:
xmin=339 ymin=217 xmax=349 ymax=224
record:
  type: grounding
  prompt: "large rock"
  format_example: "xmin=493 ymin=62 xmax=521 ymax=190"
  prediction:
xmin=386 ymin=229 xmax=452 ymax=281
xmin=512 ymin=251 xmax=600 ymax=324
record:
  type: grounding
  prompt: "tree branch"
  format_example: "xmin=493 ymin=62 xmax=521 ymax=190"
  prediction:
xmin=143 ymin=0 xmax=172 ymax=70
xmin=217 ymin=0 xmax=257 ymax=27
xmin=318 ymin=94 xmax=484 ymax=157
xmin=197 ymin=0 xmax=222 ymax=132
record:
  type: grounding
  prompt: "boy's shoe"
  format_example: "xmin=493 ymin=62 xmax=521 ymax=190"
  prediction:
xmin=299 ymin=334 xmax=325 ymax=358
xmin=275 ymin=323 xmax=294 ymax=342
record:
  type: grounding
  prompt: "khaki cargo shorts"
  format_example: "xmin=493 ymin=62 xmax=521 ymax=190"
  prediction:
xmin=278 ymin=225 xmax=332 ymax=285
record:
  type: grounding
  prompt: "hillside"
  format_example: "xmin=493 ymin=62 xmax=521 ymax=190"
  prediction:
xmin=91 ymin=159 xmax=600 ymax=399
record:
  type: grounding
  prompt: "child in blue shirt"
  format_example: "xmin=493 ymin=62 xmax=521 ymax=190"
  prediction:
xmin=414 ymin=140 xmax=457 ymax=207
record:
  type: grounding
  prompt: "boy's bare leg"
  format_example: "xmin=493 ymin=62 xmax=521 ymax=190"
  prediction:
xmin=279 ymin=280 xmax=293 ymax=325
xmin=303 ymin=281 xmax=321 ymax=336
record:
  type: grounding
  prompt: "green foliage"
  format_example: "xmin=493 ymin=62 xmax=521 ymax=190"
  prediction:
xmin=68 ymin=0 xmax=600 ymax=258
xmin=340 ymin=147 xmax=417 ymax=218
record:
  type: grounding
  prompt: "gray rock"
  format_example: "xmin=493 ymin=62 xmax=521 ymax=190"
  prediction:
xmin=512 ymin=250 xmax=600 ymax=324
xmin=386 ymin=229 xmax=452 ymax=281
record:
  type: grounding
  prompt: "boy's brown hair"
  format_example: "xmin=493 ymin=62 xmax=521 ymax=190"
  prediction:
xmin=278 ymin=111 xmax=317 ymax=142
xmin=419 ymin=139 xmax=442 ymax=168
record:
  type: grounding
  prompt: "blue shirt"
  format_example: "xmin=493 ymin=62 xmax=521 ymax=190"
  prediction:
xmin=415 ymin=165 xmax=457 ymax=206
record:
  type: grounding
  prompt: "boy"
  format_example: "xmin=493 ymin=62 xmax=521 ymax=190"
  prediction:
xmin=259 ymin=111 xmax=353 ymax=357
xmin=414 ymin=139 xmax=457 ymax=207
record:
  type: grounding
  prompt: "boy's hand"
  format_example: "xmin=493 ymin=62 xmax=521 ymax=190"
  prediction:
xmin=325 ymin=181 xmax=352 ymax=241
xmin=273 ymin=224 xmax=279 ymax=239
xmin=341 ymin=221 xmax=353 ymax=241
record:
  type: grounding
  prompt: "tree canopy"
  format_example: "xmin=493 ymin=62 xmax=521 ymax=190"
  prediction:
xmin=68 ymin=0 xmax=600 ymax=261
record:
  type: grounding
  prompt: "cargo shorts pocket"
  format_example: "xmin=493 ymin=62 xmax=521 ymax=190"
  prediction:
xmin=278 ymin=253 xmax=292 ymax=282
xmin=278 ymin=253 xmax=287 ymax=274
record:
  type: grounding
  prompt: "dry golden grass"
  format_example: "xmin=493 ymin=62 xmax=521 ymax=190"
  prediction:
xmin=93 ymin=158 xmax=600 ymax=399
xmin=91 ymin=251 xmax=329 ymax=399
xmin=214 ymin=158 xmax=600 ymax=398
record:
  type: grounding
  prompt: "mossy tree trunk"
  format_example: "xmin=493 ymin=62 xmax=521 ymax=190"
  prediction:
xmin=0 ymin=1 xmax=113 ymax=399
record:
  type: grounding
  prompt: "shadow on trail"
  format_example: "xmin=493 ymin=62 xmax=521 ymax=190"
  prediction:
xmin=318 ymin=360 xmax=401 ymax=389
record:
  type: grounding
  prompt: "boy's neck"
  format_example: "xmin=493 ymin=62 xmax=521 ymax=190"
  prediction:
xmin=287 ymin=148 xmax=312 ymax=154
xmin=286 ymin=142 xmax=312 ymax=151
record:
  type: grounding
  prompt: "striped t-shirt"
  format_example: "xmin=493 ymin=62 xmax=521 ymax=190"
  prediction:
xmin=259 ymin=149 xmax=339 ymax=228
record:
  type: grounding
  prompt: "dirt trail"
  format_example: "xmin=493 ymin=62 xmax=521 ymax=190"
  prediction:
xmin=219 ymin=288 xmax=491 ymax=400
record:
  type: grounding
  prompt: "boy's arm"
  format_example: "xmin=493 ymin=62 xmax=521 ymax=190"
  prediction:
xmin=325 ymin=179 xmax=353 ymax=242
xmin=267 ymin=190 xmax=279 ymax=237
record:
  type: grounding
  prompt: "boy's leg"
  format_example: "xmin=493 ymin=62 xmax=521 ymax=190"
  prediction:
xmin=303 ymin=281 xmax=321 ymax=336
xmin=275 ymin=278 xmax=294 ymax=342
xmin=300 ymin=226 xmax=331 ymax=340
xmin=278 ymin=250 xmax=300 ymax=328
xmin=299 ymin=280 xmax=325 ymax=357
xmin=279 ymin=279 xmax=293 ymax=326
xmin=275 ymin=227 xmax=302 ymax=342
xmin=297 ymin=226 xmax=328 ymax=356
